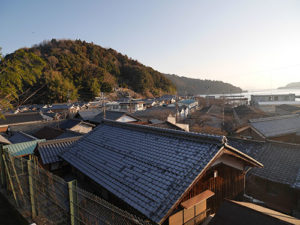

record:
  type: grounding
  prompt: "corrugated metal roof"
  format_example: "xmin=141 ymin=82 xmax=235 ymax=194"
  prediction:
xmin=37 ymin=136 xmax=81 ymax=164
xmin=61 ymin=120 xmax=224 ymax=223
xmin=249 ymin=114 xmax=300 ymax=138
xmin=3 ymin=139 xmax=46 ymax=156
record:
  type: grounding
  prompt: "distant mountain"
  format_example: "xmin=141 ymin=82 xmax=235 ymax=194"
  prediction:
xmin=164 ymin=74 xmax=243 ymax=95
xmin=0 ymin=39 xmax=176 ymax=105
xmin=278 ymin=82 xmax=300 ymax=89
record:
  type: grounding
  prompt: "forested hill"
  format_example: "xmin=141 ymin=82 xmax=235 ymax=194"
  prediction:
xmin=0 ymin=39 xmax=176 ymax=105
xmin=164 ymin=74 xmax=243 ymax=95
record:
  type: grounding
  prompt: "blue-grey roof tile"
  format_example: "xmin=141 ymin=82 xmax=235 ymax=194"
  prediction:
xmin=60 ymin=120 xmax=224 ymax=223
xmin=36 ymin=136 xmax=81 ymax=164
xmin=9 ymin=131 xmax=38 ymax=144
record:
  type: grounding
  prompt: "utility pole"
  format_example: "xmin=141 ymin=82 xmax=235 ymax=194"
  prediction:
xmin=129 ymin=94 xmax=132 ymax=113
xmin=101 ymin=92 xmax=106 ymax=119
xmin=175 ymin=95 xmax=179 ymax=123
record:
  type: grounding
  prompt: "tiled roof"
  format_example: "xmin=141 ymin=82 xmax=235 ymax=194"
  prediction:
xmin=9 ymin=131 xmax=38 ymax=144
xmin=49 ymin=104 xmax=73 ymax=110
xmin=55 ymin=130 xmax=83 ymax=139
xmin=178 ymin=99 xmax=197 ymax=105
xmin=61 ymin=120 xmax=226 ymax=223
xmin=58 ymin=119 xmax=82 ymax=129
xmin=90 ymin=111 xmax=139 ymax=123
xmin=3 ymin=139 xmax=46 ymax=156
xmin=276 ymin=104 xmax=300 ymax=112
xmin=36 ymin=136 xmax=81 ymax=164
xmin=150 ymin=121 xmax=185 ymax=131
xmin=0 ymin=112 xmax=44 ymax=126
xmin=33 ymin=126 xmax=64 ymax=140
xmin=249 ymin=114 xmax=300 ymax=138
xmin=77 ymin=109 xmax=102 ymax=120
xmin=228 ymin=138 xmax=300 ymax=190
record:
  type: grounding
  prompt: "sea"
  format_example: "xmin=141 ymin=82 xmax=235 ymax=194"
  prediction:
xmin=200 ymin=88 xmax=300 ymax=101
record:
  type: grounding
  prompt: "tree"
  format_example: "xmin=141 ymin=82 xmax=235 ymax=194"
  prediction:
xmin=0 ymin=49 xmax=46 ymax=111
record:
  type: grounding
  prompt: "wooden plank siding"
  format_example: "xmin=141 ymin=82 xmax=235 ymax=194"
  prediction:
xmin=177 ymin=163 xmax=245 ymax=215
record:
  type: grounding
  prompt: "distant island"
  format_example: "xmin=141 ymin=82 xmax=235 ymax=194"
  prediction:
xmin=278 ymin=82 xmax=300 ymax=89
xmin=164 ymin=74 xmax=243 ymax=96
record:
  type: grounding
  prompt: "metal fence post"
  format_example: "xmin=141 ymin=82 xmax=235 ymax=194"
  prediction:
xmin=68 ymin=179 xmax=77 ymax=225
xmin=27 ymin=159 xmax=36 ymax=218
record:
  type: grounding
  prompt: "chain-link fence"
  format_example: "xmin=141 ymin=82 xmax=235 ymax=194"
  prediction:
xmin=0 ymin=150 xmax=152 ymax=225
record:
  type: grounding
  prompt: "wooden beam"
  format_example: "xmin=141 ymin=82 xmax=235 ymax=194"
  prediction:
xmin=68 ymin=179 xmax=77 ymax=225
xmin=2 ymin=154 xmax=18 ymax=206
xmin=181 ymin=190 xmax=215 ymax=209
xmin=27 ymin=159 xmax=36 ymax=218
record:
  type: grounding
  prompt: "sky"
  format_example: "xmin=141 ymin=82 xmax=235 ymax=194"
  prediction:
xmin=1 ymin=0 xmax=300 ymax=90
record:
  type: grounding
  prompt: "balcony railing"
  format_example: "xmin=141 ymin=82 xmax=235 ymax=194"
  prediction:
xmin=183 ymin=208 xmax=211 ymax=225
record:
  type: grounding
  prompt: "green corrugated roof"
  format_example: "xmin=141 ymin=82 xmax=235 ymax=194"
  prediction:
xmin=3 ymin=139 xmax=46 ymax=156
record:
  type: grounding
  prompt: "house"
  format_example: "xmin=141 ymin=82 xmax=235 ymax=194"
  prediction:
xmin=58 ymin=119 xmax=95 ymax=134
xmin=119 ymin=100 xmax=144 ymax=112
xmin=228 ymin=138 xmax=300 ymax=216
xmin=250 ymin=94 xmax=299 ymax=112
xmin=8 ymin=131 xmax=38 ymax=144
xmin=55 ymin=130 xmax=83 ymax=139
xmin=60 ymin=120 xmax=262 ymax=224
xmin=34 ymin=136 xmax=81 ymax=172
xmin=143 ymin=99 xmax=157 ymax=108
xmin=89 ymin=110 xmax=141 ymax=124
xmin=156 ymin=95 xmax=177 ymax=105
xmin=2 ymin=139 xmax=46 ymax=157
xmin=133 ymin=106 xmax=188 ymax=121
xmin=208 ymin=200 xmax=300 ymax=225
xmin=275 ymin=104 xmax=300 ymax=115
xmin=47 ymin=103 xmax=78 ymax=113
xmin=75 ymin=109 xmax=102 ymax=121
xmin=0 ymin=112 xmax=45 ymax=133
xmin=149 ymin=120 xmax=187 ymax=131
xmin=251 ymin=94 xmax=296 ymax=105
xmin=234 ymin=114 xmax=300 ymax=143
xmin=178 ymin=99 xmax=198 ymax=112
xmin=233 ymin=105 xmax=266 ymax=125
xmin=33 ymin=126 xmax=65 ymax=140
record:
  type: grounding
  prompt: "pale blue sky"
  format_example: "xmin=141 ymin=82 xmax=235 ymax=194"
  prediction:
xmin=1 ymin=0 xmax=300 ymax=90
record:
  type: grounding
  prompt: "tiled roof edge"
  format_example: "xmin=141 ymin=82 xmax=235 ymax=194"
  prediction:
xmin=249 ymin=114 xmax=299 ymax=123
xmin=38 ymin=136 xmax=81 ymax=146
xmin=102 ymin=119 xmax=225 ymax=144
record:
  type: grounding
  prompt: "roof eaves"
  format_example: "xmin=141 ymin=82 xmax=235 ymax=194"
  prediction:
xmin=224 ymin=143 xmax=263 ymax=168
xmin=159 ymin=146 xmax=225 ymax=224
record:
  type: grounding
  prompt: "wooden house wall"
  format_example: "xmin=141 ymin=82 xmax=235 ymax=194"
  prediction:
xmin=246 ymin=175 xmax=300 ymax=216
xmin=171 ymin=163 xmax=245 ymax=217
